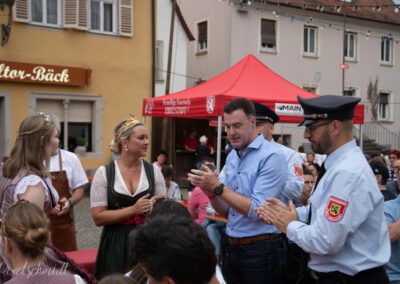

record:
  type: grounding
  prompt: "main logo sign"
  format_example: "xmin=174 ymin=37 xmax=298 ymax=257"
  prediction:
xmin=275 ymin=103 xmax=303 ymax=116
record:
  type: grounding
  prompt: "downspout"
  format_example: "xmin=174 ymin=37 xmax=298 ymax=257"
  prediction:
xmin=151 ymin=0 xmax=156 ymax=160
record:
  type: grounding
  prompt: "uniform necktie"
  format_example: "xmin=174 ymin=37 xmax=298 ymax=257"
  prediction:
xmin=307 ymin=162 xmax=326 ymax=224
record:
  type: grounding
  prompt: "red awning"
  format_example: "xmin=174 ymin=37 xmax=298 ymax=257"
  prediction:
xmin=143 ymin=54 xmax=364 ymax=124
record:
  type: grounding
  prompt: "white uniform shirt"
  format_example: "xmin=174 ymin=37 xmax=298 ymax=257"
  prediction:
xmin=276 ymin=142 xmax=304 ymax=204
xmin=50 ymin=149 xmax=88 ymax=193
xmin=287 ymin=140 xmax=390 ymax=275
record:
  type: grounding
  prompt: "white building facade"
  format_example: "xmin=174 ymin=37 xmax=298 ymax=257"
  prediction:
xmin=180 ymin=0 xmax=400 ymax=151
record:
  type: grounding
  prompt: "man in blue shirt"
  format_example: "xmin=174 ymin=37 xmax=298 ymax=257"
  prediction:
xmin=188 ymin=97 xmax=287 ymax=284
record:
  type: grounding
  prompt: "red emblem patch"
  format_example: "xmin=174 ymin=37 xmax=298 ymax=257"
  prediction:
xmin=324 ymin=196 xmax=348 ymax=222
xmin=294 ymin=164 xmax=303 ymax=177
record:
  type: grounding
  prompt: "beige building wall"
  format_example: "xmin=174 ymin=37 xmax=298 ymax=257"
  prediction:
xmin=0 ymin=1 xmax=154 ymax=170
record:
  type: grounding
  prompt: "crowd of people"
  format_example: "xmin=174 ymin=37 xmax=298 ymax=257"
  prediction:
xmin=0 ymin=94 xmax=400 ymax=284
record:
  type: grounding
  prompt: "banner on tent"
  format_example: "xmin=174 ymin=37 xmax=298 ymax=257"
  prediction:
xmin=275 ymin=103 xmax=303 ymax=116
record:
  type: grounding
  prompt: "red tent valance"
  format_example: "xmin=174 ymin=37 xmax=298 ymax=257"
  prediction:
xmin=143 ymin=54 xmax=364 ymax=124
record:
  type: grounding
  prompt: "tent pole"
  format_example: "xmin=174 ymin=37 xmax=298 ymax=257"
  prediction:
xmin=359 ymin=124 xmax=364 ymax=151
xmin=217 ymin=115 xmax=222 ymax=173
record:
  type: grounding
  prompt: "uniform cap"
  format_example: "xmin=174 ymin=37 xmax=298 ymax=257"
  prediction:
xmin=297 ymin=95 xmax=361 ymax=126
xmin=253 ymin=102 xmax=279 ymax=124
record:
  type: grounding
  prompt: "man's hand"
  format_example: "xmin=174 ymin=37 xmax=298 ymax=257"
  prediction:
xmin=187 ymin=166 xmax=220 ymax=194
xmin=255 ymin=198 xmax=299 ymax=233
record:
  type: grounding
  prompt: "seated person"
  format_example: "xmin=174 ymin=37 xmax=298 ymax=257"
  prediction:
xmin=153 ymin=150 xmax=167 ymax=169
xmin=129 ymin=215 xmax=219 ymax=284
xmin=161 ymin=165 xmax=181 ymax=201
xmin=2 ymin=200 xmax=85 ymax=284
xmin=188 ymin=158 xmax=216 ymax=225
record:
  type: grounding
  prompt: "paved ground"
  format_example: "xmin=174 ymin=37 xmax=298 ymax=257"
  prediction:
xmin=75 ymin=196 xmax=102 ymax=250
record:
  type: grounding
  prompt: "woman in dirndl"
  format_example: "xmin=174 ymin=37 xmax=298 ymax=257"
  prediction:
xmin=90 ymin=116 xmax=166 ymax=279
xmin=48 ymin=121 xmax=88 ymax=252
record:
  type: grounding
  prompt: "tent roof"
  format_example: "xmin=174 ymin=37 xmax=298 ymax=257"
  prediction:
xmin=143 ymin=54 xmax=364 ymax=124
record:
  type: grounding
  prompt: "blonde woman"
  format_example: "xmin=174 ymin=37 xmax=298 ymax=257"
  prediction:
xmin=2 ymin=200 xmax=85 ymax=283
xmin=91 ymin=116 xmax=166 ymax=279
xmin=0 ymin=112 xmax=60 ymax=221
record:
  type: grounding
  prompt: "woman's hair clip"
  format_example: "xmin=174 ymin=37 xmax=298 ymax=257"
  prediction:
xmin=38 ymin=112 xmax=51 ymax=125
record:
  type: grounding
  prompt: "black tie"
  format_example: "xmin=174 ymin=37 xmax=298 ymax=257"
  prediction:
xmin=307 ymin=162 xmax=326 ymax=224
xmin=313 ymin=162 xmax=326 ymax=191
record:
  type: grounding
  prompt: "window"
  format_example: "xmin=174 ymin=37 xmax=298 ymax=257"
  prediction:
xmin=33 ymin=94 xmax=103 ymax=154
xmin=379 ymin=93 xmax=390 ymax=120
xmin=197 ymin=21 xmax=208 ymax=53
xmin=261 ymin=19 xmax=276 ymax=52
xmin=156 ymin=40 xmax=164 ymax=82
xmin=31 ymin=0 xmax=61 ymax=26
xmin=344 ymin=32 xmax=357 ymax=61
xmin=381 ymin=37 xmax=393 ymax=64
xmin=343 ymin=88 xmax=356 ymax=96
xmin=303 ymin=86 xmax=317 ymax=93
xmin=90 ymin=0 xmax=117 ymax=33
xmin=303 ymin=25 xmax=318 ymax=56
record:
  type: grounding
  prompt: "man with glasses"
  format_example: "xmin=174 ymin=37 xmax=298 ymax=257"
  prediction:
xmin=256 ymin=95 xmax=390 ymax=284
xmin=253 ymin=102 xmax=304 ymax=205
xmin=188 ymin=97 xmax=288 ymax=284
xmin=387 ymin=160 xmax=400 ymax=196
xmin=388 ymin=151 xmax=400 ymax=182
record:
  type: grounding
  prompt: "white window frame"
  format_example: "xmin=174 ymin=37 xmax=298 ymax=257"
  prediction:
xmin=381 ymin=37 xmax=393 ymax=65
xmin=196 ymin=20 xmax=208 ymax=54
xmin=260 ymin=18 xmax=277 ymax=53
xmin=302 ymin=85 xmax=318 ymax=94
xmin=156 ymin=40 xmax=164 ymax=82
xmin=343 ymin=86 xmax=358 ymax=97
xmin=89 ymin=0 xmax=118 ymax=35
xmin=378 ymin=92 xmax=391 ymax=121
xmin=29 ymin=93 xmax=104 ymax=156
xmin=30 ymin=0 xmax=62 ymax=27
xmin=303 ymin=25 xmax=318 ymax=57
xmin=344 ymin=31 xmax=357 ymax=61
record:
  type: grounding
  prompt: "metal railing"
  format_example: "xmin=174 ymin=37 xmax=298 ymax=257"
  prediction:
xmin=355 ymin=122 xmax=400 ymax=151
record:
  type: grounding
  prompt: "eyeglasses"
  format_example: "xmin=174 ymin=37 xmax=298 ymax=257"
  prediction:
xmin=304 ymin=181 xmax=315 ymax=184
xmin=304 ymin=120 xmax=332 ymax=135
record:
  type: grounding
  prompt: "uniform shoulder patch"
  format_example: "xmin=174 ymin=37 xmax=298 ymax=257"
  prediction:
xmin=294 ymin=164 xmax=303 ymax=177
xmin=324 ymin=196 xmax=348 ymax=222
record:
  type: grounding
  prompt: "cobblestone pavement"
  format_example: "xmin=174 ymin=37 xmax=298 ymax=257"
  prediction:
xmin=75 ymin=196 xmax=102 ymax=250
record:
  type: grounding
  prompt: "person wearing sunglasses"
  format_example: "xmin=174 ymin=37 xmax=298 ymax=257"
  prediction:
xmin=257 ymin=95 xmax=390 ymax=284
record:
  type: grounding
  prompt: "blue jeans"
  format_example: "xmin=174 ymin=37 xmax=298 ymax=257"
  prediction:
xmin=206 ymin=222 xmax=227 ymax=257
xmin=224 ymin=234 xmax=287 ymax=284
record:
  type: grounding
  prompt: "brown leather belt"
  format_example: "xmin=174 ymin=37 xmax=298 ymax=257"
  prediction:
xmin=229 ymin=234 xmax=280 ymax=245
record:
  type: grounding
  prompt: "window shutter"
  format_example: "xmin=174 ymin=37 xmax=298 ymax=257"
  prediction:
xmin=119 ymin=0 xmax=133 ymax=37
xmin=77 ymin=0 xmax=88 ymax=30
xmin=261 ymin=19 xmax=276 ymax=47
xmin=63 ymin=0 xmax=88 ymax=30
xmin=63 ymin=0 xmax=78 ymax=27
xmin=198 ymin=21 xmax=207 ymax=42
xmin=13 ymin=0 xmax=30 ymax=23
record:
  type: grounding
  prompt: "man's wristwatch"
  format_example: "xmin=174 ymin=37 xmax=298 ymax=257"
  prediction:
xmin=213 ymin=183 xmax=225 ymax=196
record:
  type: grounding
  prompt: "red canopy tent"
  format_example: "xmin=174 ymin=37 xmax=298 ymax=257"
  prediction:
xmin=143 ymin=54 xmax=364 ymax=123
xmin=142 ymin=54 xmax=365 ymax=169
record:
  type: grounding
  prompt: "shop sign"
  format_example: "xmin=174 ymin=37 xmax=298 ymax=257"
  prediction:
xmin=0 ymin=60 xmax=91 ymax=86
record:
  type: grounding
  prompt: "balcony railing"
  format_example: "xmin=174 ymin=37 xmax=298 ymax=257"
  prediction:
xmin=355 ymin=122 xmax=400 ymax=151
